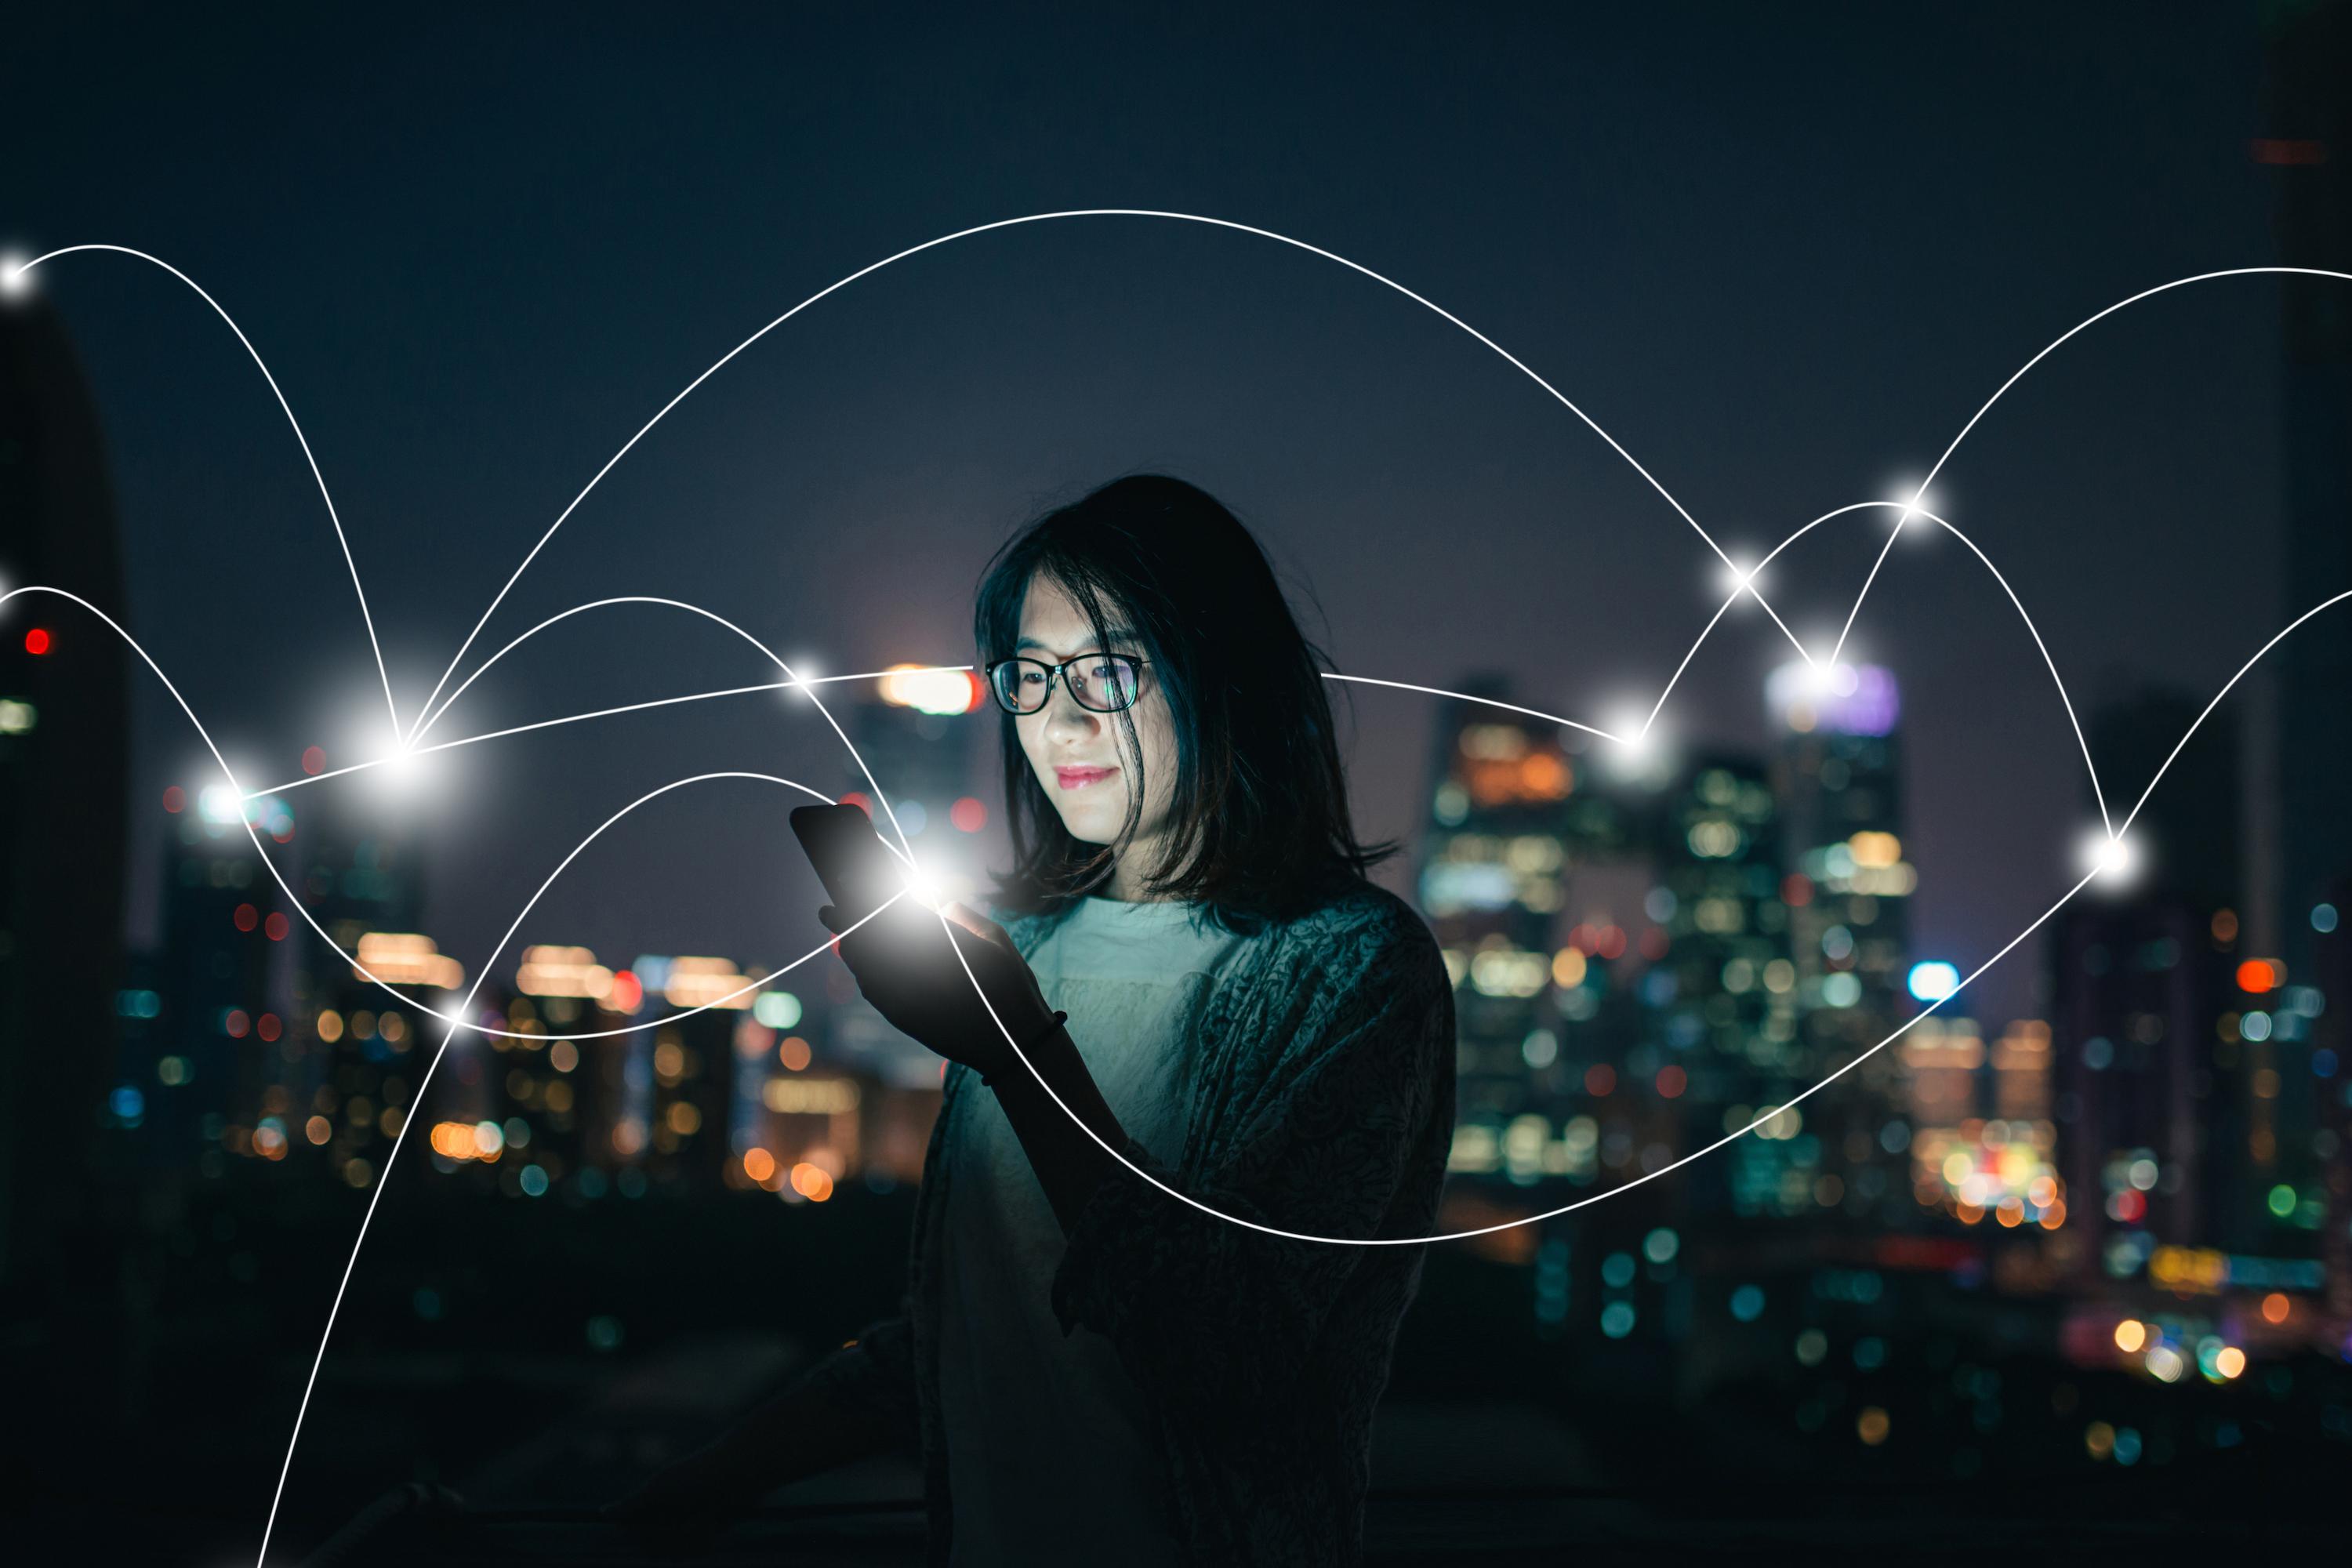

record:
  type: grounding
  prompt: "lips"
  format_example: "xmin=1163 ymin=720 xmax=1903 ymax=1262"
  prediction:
xmin=1054 ymin=764 xmax=1117 ymax=790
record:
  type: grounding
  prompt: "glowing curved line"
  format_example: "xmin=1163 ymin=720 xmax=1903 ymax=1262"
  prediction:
xmin=401 ymin=206 xmax=1817 ymax=749
xmin=12 ymin=245 xmax=401 ymax=738
xmin=0 ymin=586 xmax=893 ymax=1044
xmin=1922 ymin=265 xmax=2352 ymax=495
xmin=255 ymin=772 xmax=911 ymax=1568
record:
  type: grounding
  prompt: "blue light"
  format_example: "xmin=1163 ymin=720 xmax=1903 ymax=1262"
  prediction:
xmin=1907 ymin=960 xmax=1961 ymax=1002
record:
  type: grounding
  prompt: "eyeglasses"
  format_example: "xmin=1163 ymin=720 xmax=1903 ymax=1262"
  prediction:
xmin=985 ymin=654 xmax=1148 ymax=715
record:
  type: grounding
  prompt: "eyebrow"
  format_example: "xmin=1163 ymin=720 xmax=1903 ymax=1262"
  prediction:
xmin=1014 ymin=628 xmax=1140 ymax=655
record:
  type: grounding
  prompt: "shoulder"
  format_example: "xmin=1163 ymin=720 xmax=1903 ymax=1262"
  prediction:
xmin=1259 ymin=879 xmax=1449 ymax=1002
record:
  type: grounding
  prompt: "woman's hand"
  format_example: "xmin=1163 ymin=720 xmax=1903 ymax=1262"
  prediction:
xmin=821 ymin=899 xmax=1055 ymax=1079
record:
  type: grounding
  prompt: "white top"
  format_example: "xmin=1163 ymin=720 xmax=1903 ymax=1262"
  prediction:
xmin=935 ymin=895 xmax=1247 ymax=1566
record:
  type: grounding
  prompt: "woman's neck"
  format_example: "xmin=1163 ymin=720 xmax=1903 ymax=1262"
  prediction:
xmin=1103 ymin=839 xmax=1177 ymax=902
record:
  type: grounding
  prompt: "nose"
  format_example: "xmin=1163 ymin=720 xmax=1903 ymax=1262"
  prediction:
xmin=1043 ymin=677 xmax=1102 ymax=746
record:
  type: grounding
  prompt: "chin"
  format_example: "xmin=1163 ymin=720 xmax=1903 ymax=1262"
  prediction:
xmin=1054 ymin=808 xmax=1124 ymax=846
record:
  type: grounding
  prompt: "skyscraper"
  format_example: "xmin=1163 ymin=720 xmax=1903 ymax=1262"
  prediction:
xmin=1767 ymin=662 xmax=1912 ymax=1221
xmin=0 ymin=294 xmax=132 ymax=1371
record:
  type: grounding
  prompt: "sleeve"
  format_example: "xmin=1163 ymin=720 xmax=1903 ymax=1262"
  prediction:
xmin=1045 ymin=908 xmax=1454 ymax=1428
xmin=785 ymin=1291 xmax=921 ymax=1448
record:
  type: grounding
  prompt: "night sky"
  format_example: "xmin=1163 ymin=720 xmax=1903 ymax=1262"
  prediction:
xmin=5 ymin=2 xmax=2288 ymax=1028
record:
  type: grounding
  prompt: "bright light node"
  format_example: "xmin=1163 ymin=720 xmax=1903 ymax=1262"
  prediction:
xmin=1798 ymin=659 xmax=1858 ymax=697
xmin=1887 ymin=481 xmax=1935 ymax=530
xmin=2081 ymin=830 xmax=2137 ymax=884
xmin=1718 ymin=556 xmax=1759 ymax=599
xmin=0 ymin=252 xmax=33 ymax=301
xmin=899 ymin=859 xmax=945 ymax=911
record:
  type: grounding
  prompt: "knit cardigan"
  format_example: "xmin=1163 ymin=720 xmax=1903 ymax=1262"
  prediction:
xmin=789 ymin=877 xmax=1457 ymax=1565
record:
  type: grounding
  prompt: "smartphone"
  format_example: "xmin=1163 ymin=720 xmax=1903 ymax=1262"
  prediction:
xmin=789 ymin=803 xmax=906 ymax=927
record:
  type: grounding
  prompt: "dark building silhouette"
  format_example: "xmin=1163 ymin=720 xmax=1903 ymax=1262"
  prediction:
xmin=0 ymin=296 xmax=135 ymax=1456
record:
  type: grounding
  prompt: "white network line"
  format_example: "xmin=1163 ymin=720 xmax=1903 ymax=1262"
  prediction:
xmin=8 ymin=234 xmax=2350 ymax=1566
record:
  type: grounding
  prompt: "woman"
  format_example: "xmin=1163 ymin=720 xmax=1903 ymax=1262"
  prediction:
xmin=624 ymin=475 xmax=1457 ymax=1565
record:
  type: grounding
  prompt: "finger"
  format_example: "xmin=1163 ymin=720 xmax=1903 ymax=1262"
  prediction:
xmin=941 ymin=901 xmax=1011 ymax=949
xmin=817 ymin=904 xmax=842 ymax=935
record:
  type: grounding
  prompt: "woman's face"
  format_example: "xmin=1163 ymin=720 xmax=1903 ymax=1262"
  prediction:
xmin=1011 ymin=573 xmax=1179 ymax=891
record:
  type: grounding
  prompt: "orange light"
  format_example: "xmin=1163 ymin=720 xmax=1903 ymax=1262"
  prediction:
xmin=790 ymin=1162 xmax=835 ymax=1201
xmin=2262 ymin=1292 xmax=2290 ymax=1325
xmin=742 ymin=1148 xmax=776 ymax=1183
xmin=2237 ymin=958 xmax=2282 ymax=993
xmin=778 ymin=1035 xmax=812 ymax=1071
xmin=2113 ymin=1319 xmax=2146 ymax=1353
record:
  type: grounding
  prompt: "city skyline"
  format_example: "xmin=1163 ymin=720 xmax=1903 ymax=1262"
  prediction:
xmin=4 ymin=5 xmax=2348 ymax=1563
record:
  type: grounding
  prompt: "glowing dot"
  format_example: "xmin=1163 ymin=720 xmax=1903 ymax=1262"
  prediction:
xmin=950 ymin=796 xmax=988 ymax=833
xmin=232 ymin=903 xmax=258 ymax=933
xmin=2113 ymin=1319 xmax=2146 ymax=1353
xmin=2214 ymin=1346 xmax=2246 ymax=1379
xmin=24 ymin=627 xmax=51 ymax=655
xmin=0 ymin=253 xmax=31 ymax=300
xmin=264 ymin=912 xmax=290 ymax=942
xmin=2261 ymin=1292 xmax=2290 ymax=1325
xmin=2081 ymin=830 xmax=2136 ymax=884
xmin=301 ymin=746 xmax=326 ymax=775
xmin=162 ymin=786 xmax=186 ymax=814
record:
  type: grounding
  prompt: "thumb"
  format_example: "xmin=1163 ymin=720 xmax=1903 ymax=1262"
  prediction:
xmin=817 ymin=904 xmax=842 ymax=935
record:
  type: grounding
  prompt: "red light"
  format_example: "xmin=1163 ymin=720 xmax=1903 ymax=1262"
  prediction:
xmin=162 ymin=786 xmax=186 ymax=814
xmin=1584 ymin=1063 xmax=1617 ymax=1097
xmin=225 ymin=1009 xmax=250 ymax=1038
xmin=2114 ymin=1189 xmax=2147 ymax=1223
xmin=1595 ymin=924 xmax=1626 ymax=960
xmin=256 ymin=1013 xmax=281 ymax=1042
xmin=1639 ymin=926 xmax=1669 ymax=961
xmin=301 ymin=746 xmax=326 ymax=775
xmin=607 ymin=970 xmax=644 ymax=1013
xmin=232 ymin=903 xmax=259 ymax=933
xmin=264 ymin=912 xmax=290 ymax=941
xmin=1657 ymin=1065 xmax=1687 ymax=1098
xmin=2238 ymin=959 xmax=2281 ymax=993
xmin=1781 ymin=874 xmax=1813 ymax=908
xmin=24 ymin=628 xmax=51 ymax=655
xmin=950 ymin=796 xmax=988 ymax=833
xmin=839 ymin=792 xmax=872 ymax=817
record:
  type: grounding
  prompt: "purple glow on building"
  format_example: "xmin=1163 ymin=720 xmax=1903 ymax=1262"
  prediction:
xmin=1766 ymin=662 xmax=1900 ymax=737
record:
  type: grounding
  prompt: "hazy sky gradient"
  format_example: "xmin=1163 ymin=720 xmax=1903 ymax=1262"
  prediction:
xmin=6 ymin=2 xmax=2286 ymax=1026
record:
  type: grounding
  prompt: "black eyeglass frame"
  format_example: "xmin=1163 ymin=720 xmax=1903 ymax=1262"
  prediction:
xmin=984 ymin=654 xmax=1151 ymax=716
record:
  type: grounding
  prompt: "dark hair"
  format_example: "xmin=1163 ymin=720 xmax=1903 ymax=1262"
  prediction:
xmin=975 ymin=474 xmax=1394 ymax=932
